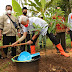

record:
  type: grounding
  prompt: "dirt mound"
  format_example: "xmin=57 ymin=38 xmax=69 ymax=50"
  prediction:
xmin=0 ymin=49 xmax=72 ymax=72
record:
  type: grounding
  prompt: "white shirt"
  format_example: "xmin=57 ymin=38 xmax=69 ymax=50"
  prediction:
xmin=24 ymin=17 xmax=48 ymax=36
xmin=68 ymin=13 xmax=72 ymax=31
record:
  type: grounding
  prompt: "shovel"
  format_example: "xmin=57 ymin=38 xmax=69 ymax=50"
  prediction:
xmin=0 ymin=43 xmax=27 ymax=58
xmin=0 ymin=43 xmax=27 ymax=49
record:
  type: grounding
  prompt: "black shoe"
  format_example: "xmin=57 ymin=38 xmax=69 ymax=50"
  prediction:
xmin=65 ymin=50 xmax=69 ymax=53
xmin=56 ymin=50 xmax=60 ymax=53
xmin=40 ymin=45 xmax=42 ymax=49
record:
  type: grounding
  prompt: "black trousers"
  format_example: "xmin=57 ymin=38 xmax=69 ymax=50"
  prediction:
xmin=69 ymin=30 xmax=72 ymax=41
xmin=31 ymin=31 xmax=59 ymax=46
xmin=3 ymin=35 xmax=16 ymax=56
xmin=20 ymin=34 xmax=30 ymax=53
xmin=55 ymin=32 xmax=66 ymax=51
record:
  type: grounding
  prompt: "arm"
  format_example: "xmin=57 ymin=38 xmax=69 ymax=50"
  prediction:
xmin=66 ymin=15 xmax=70 ymax=34
xmin=0 ymin=30 xmax=2 ymax=40
xmin=12 ymin=32 xmax=27 ymax=46
xmin=26 ymin=31 xmax=40 ymax=45
xmin=68 ymin=15 xmax=70 ymax=24
xmin=0 ymin=16 xmax=4 ymax=40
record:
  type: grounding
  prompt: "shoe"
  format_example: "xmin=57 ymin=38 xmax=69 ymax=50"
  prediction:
xmin=61 ymin=52 xmax=70 ymax=57
xmin=65 ymin=50 xmax=69 ymax=53
xmin=30 ymin=45 xmax=36 ymax=54
xmin=56 ymin=50 xmax=60 ymax=53
xmin=56 ymin=43 xmax=70 ymax=57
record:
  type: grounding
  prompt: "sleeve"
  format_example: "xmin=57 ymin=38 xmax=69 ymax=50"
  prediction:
xmin=22 ymin=26 xmax=27 ymax=32
xmin=68 ymin=14 xmax=70 ymax=23
xmin=0 ymin=16 xmax=4 ymax=30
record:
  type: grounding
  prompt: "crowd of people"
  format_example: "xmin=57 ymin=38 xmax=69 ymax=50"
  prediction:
xmin=0 ymin=5 xmax=72 ymax=59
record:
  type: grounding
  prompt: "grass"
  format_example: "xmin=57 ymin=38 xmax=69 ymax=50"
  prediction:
xmin=36 ymin=36 xmax=71 ymax=52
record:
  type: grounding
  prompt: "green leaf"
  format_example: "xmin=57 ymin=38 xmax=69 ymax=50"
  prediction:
xmin=28 ymin=0 xmax=40 ymax=11
xmin=41 ymin=0 xmax=46 ymax=11
xmin=12 ymin=0 xmax=22 ymax=16
xmin=45 ymin=0 xmax=53 ymax=9
xmin=35 ymin=31 xmax=39 ymax=35
xmin=34 ymin=0 xmax=42 ymax=7
xmin=33 ymin=23 xmax=37 ymax=28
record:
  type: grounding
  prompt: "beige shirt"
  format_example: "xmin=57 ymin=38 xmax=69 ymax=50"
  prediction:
xmin=0 ymin=14 xmax=19 ymax=36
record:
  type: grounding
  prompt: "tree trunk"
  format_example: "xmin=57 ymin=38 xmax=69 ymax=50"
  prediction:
xmin=69 ymin=0 xmax=72 ymax=12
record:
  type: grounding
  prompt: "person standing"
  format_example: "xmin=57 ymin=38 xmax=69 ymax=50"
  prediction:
xmin=53 ymin=7 xmax=68 ymax=53
xmin=19 ymin=7 xmax=30 ymax=53
xmin=12 ymin=16 xmax=70 ymax=57
xmin=0 ymin=5 xmax=19 ymax=58
xmin=68 ymin=13 xmax=72 ymax=51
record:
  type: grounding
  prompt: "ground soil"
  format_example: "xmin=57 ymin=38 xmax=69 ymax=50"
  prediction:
xmin=0 ymin=48 xmax=72 ymax=72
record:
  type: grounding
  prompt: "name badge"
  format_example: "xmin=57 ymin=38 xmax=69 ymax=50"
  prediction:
xmin=7 ymin=19 xmax=10 ymax=24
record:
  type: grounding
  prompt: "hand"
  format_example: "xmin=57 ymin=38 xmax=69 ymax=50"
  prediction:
xmin=18 ymin=33 xmax=21 ymax=38
xmin=11 ymin=42 xmax=17 ymax=47
xmin=0 ymin=34 xmax=2 ymax=40
xmin=26 ymin=40 xmax=33 ymax=45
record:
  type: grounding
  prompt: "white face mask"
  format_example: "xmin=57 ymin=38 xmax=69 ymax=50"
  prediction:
xmin=6 ymin=10 xmax=12 ymax=14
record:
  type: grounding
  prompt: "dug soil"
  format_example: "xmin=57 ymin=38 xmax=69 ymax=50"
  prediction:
xmin=0 ymin=48 xmax=72 ymax=72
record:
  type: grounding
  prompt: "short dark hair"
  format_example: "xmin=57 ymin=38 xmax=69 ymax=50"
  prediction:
xmin=6 ymin=5 xmax=12 ymax=9
xmin=22 ymin=7 xmax=27 ymax=11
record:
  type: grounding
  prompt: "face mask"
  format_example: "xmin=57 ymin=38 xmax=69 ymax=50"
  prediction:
xmin=24 ymin=24 xmax=29 ymax=27
xmin=23 ymin=12 xmax=27 ymax=15
xmin=6 ymin=10 xmax=12 ymax=14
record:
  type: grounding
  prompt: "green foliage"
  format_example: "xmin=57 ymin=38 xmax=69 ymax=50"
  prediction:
xmin=30 ymin=23 xmax=42 ymax=35
xmin=45 ymin=8 xmax=70 ymax=33
xmin=45 ymin=0 xmax=53 ymax=9
xmin=26 ymin=0 xmax=53 ymax=14
xmin=34 ymin=0 xmax=42 ymax=7
xmin=51 ymin=0 xmax=71 ymax=17
xmin=28 ymin=0 xmax=41 ymax=12
xmin=12 ymin=0 xmax=22 ymax=16
xmin=14 ymin=0 xmax=70 ymax=34
xmin=41 ymin=0 xmax=46 ymax=11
